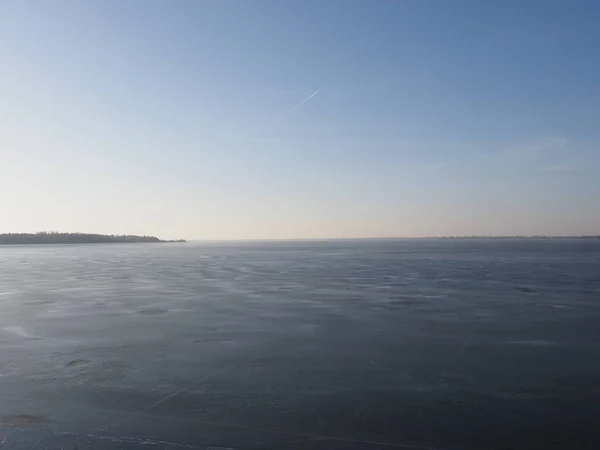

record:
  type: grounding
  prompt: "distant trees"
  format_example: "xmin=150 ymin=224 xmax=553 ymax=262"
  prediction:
xmin=0 ymin=233 xmax=171 ymax=245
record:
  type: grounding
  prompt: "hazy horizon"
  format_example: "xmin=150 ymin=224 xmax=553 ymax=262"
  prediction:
xmin=2 ymin=1 xmax=599 ymax=240
xmin=1 ymin=232 xmax=600 ymax=243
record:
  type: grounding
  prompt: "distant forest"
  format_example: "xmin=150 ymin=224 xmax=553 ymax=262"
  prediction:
xmin=0 ymin=232 xmax=185 ymax=245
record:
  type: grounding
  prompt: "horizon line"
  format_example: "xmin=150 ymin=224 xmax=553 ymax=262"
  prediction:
xmin=2 ymin=232 xmax=599 ymax=243
xmin=186 ymin=235 xmax=600 ymax=242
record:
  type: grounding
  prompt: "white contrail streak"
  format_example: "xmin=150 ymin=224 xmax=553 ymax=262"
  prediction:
xmin=290 ymin=89 xmax=321 ymax=112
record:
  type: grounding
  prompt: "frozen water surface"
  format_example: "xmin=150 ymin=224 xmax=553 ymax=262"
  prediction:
xmin=0 ymin=240 xmax=599 ymax=449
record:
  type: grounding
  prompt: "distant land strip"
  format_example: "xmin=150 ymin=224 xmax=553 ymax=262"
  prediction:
xmin=0 ymin=232 xmax=186 ymax=245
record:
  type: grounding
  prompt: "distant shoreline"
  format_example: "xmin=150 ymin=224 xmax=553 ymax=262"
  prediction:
xmin=0 ymin=233 xmax=186 ymax=246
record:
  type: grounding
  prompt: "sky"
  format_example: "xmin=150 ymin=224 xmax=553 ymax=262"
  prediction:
xmin=1 ymin=0 xmax=599 ymax=239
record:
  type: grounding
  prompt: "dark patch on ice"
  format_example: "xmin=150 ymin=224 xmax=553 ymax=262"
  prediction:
xmin=332 ymin=297 xmax=364 ymax=303
xmin=23 ymin=299 xmax=55 ymax=306
xmin=519 ymin=287 xmax=536 ymax=293
xmin=193 ymin=338 xmax=234 ymax=345
xmin=435 ymin=398 xmax=467 ymax=406
xmin=506 ymin=340 xmax=559 ymax=346
xmin=0 ymin=414 xmax=49 ymax=426
xmin=67 ymin=359 xmax=90 ymax=367
xmin=387 ymin=296 xmax=421 ymax=306
xmin=137 ymin=308 xmax=169 ymax=315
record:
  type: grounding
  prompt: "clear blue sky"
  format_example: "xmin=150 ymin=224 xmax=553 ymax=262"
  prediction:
xmin=1 ymin=0 xmax=599 ymax=239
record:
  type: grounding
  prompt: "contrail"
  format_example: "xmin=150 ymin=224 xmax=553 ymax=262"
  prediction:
xmin=290 ymin=89 xmax=320 ymax=112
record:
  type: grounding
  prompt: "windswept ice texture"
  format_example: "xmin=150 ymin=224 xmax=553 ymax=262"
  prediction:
xmin=0 ymin=239 xmax=599 ymax=449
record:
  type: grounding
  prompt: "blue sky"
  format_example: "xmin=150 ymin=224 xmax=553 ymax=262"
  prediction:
xmin=1 ymin=0 xmax=599 ymax=239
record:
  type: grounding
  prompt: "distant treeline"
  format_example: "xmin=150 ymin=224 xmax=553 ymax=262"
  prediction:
xmin=0 ymin=232 xmax=186 ymax=245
